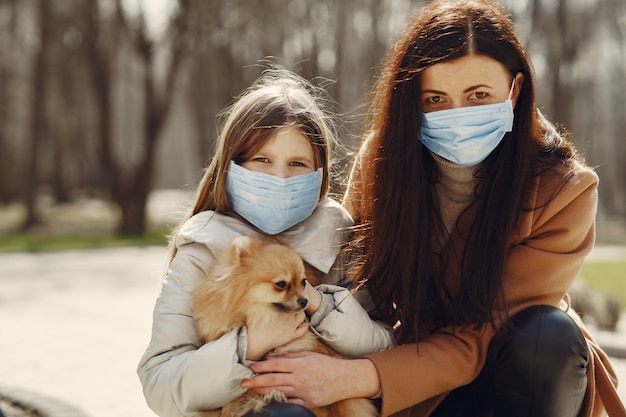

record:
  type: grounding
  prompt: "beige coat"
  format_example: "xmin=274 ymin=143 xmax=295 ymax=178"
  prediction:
xmin=350 ymin=159 xmax=622 ymax=417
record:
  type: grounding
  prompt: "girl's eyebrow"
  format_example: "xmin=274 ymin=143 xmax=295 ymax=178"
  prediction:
xmin=294 ymin=155 xmax=315 ymax=164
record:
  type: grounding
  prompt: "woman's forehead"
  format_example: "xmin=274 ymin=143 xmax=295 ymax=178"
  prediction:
xmin=421 ymin=55 xmax=511 ymax=91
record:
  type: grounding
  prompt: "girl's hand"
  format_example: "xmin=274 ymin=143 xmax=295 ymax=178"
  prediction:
xmin=246 ymin=310 xmax=308 ymax=361
xmin=304 ymin=280 xmax=322 ymax=315
xmin=241 ymin=352 xmax=380 ymax=408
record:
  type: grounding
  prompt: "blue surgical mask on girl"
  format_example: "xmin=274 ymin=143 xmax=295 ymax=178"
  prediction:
xmin=420 ymin=79 xmax=516 ymax=167
xmin=226 ymin=160 xmax=323 ymax=235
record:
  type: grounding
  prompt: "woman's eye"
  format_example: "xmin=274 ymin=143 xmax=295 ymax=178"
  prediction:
xmin=472 ymin=91 xmax=488 ymax=100
xmin=274 ymin=281 xmax=288 ymax=290
xmin=425 ymin=96 xmax=442 ymax=104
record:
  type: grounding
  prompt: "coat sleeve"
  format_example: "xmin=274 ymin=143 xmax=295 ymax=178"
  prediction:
xmin=308 ymin=284 xmax=396 ymax=357
xmin=367 ymin=165 xmax=599 ymax=417
xmin=307 ymin=247 xmax=396 ymax=357
xmin=137 ymin=241 xmax=252 ymax=417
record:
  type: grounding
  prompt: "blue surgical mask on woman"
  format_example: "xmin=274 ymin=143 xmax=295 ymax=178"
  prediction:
xmin=420 ymin=80 xmax=516 ymax=167
xmin=226 ymin=160 xmax=323 ymax=235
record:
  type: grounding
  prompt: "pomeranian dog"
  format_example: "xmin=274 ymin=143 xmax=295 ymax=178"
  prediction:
xmin=192 ymin=235 xmax=378 ymax=417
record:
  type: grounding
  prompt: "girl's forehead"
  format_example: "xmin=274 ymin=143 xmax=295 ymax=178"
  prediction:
xmin=261 ymin=126 xmax=313 ymax=153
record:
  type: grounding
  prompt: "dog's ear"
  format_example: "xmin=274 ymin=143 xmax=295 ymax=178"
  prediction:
xmin=229 ymin=235 xmax=261 ymax=264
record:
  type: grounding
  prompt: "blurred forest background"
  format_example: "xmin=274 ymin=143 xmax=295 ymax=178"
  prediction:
xmin=0 ymin=0 xmax=625 ymax=240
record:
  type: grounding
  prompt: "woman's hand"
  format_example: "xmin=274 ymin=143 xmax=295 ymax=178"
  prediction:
xmin=241 ymin=352 xmax=380 ymax=408
xmin=246 ymin=310 xmax=309 ymax=361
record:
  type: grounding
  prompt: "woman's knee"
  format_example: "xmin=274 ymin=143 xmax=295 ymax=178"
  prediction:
xmin=488 ymin=305 xmax=589 ymax=417
xmin=490 ymin=305 xmax=589 ymax=373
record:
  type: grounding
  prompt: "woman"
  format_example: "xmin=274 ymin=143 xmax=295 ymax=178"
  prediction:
xmin=242 ymin=1 xmax=624 ymax=416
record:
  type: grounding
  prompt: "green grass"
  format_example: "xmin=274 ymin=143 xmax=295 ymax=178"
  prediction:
xmin=0 ymin=231 xmax=169 ymax=253
xmin=579 ymin=260 xmax=626 ymax=309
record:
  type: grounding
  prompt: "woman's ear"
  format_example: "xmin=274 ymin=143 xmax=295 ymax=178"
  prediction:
xmin=511 ymin=72 xmax=524 ymax=109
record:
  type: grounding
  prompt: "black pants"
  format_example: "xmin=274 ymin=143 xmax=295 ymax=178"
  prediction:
xmin=243 ymin=403 xmax=316 ymax=417
xmin=431 ymin=305 xmax=589 ymax=417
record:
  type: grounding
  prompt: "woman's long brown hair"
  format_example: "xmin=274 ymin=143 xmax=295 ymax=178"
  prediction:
xmin=346 ymin=0 xmax=581 ymax=343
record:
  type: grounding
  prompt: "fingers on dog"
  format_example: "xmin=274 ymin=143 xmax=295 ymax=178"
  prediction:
xmin=249 ymin=358 xmax=290 ymax=375
xmin=242 ymin=372 xmax=288 ymax=390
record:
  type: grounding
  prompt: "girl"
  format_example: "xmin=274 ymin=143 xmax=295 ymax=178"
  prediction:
xmin=242 ymin=2 xmax=625 ymax=417
xmin=137 ymin=68 xmax=394 ymax=417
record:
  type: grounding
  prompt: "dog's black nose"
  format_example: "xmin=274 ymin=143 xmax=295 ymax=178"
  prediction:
xmin=298 ymin=297 xmax=308 ymax=309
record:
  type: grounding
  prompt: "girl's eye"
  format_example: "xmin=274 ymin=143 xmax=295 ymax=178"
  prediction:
xmin=274 ymin=281 xmax=288 ymax=290
xmin=290 ymin=161 xmax=305 ymax=167
xmin=252 ymin=157 xmax=269 ymax=163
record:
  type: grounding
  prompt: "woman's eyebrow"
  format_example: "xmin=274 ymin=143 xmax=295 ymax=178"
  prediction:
xmin=421 ymin=84 xmax=494 ymax=95
xmin=463 ymin=84 xmax=493 ymax=93
xmin=421 ymin=89 xmax=447 ymax=95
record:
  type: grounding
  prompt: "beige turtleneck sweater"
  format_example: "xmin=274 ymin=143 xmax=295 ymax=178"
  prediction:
xmin=430 ymin=153 xmax=479 ymax=235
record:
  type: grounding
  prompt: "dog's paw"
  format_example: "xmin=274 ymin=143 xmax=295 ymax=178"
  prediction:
xmin=263 ymin=390 xmax=287 ymax=404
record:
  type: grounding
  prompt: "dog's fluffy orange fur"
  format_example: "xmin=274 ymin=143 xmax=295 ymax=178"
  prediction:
xmin=192 ymin=235 xmax=378 ymax=417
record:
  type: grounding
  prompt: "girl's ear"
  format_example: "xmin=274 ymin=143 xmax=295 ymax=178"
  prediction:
xmin=511 ymin=72 xmax=524 ymax=109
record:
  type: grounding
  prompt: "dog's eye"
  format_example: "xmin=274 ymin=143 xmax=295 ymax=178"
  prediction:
xmin=274 ymin=281 xmax=288 ymax=290
xmin=301 ymin=279 xmax=306 ymax=287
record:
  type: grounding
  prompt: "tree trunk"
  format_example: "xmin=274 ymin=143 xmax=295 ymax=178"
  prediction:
xmin=20 ymin=0 xmax=50 ymax=230
xmin=110 ymin=0 xmax=186 ymax=235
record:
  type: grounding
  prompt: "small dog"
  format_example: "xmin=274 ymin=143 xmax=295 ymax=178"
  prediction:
xmin=192 ymin=235 xmax=378 ymax=417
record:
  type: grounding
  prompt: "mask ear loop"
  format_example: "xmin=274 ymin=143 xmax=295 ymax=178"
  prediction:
xmin=507 ymin=77 xmax=516 ymax=102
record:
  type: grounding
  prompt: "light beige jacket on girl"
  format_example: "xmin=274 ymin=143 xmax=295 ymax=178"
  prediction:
xmin=137 ymin=198 xmax=395 ymax=417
